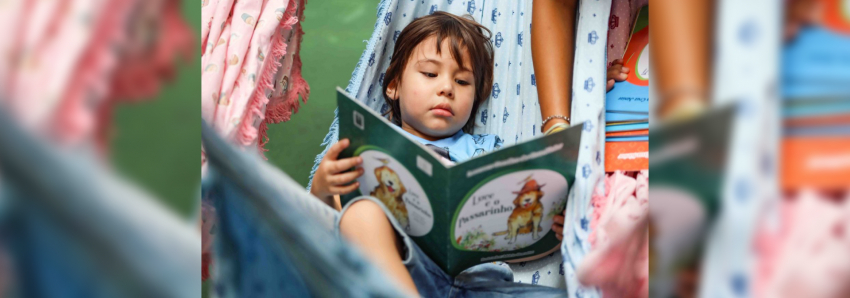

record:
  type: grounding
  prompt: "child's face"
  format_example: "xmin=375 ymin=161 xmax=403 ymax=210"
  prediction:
xmin=387 ymin=36 xmax=476 ymax=141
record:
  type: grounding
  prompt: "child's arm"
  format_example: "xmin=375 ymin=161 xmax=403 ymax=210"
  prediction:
xmin=310 ymin=139 xmax=364 ymax=207
xmin=606 ymin=59 xmax=631 ymax=91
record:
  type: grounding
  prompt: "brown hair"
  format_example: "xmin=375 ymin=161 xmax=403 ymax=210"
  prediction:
xmin=382 ymin=11 xmax=494 ymax=133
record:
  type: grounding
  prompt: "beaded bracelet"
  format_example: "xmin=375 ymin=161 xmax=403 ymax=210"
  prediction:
xmin=541 ymin=115 xmax=570 ymax=133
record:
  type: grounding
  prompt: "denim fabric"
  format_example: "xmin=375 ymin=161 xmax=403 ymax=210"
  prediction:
xmin=337 ymin=197 xmax=567 ymax=298
xmin=0 ymin=110 xmax=199 ymax=298
xmin=202 ymin=121 xmax=406 ymax=298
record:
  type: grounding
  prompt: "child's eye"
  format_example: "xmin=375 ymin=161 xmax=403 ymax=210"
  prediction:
xmin=456 ymin=79 xmax=470 ymax=86
xmin=421 ymin=72 xmax=437 ymax=78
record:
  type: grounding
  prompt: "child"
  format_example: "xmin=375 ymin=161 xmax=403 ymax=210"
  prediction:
xmin=310 ymin=12 xmax=567 ymax=297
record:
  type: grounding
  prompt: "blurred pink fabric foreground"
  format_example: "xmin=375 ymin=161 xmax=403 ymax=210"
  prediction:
xmin=199 ymin=0 xmax=310 ymax=282
xmin=577 ymin=171 xmax=649 ymax=298
xmin=200 ymin=0 xmax=309 ymax=153
xmin=754 ymin=190 xmax=850 ymax=298
xmin=0 ymin=0 xmax=193 ymax=149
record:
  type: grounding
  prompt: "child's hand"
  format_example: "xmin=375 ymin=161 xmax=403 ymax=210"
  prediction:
xmin=785 ymin=0 xmax=822 ymax=41
xmin=310 ymin=139 xmax=364 ymax=204
xmin=552 ymin=212 xmax=565 ymax=241
xmin=607 ymin=59 xmax=630 ymax=91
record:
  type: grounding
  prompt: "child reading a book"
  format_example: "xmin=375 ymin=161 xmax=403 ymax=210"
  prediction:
xmin=310 ymin=12 xmax=568 ymax=297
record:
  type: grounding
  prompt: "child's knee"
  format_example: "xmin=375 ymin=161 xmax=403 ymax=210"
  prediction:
xmin=339 ymin=200 xmax=392 ymax=236
xmin=339 ymin=200 xmax=406 ymax=256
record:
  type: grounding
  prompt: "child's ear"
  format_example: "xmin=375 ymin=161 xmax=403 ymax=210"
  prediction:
xmin=385 ymin=80 xmax=399 ymax=100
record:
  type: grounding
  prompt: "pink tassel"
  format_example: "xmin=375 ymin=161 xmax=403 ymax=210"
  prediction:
xmin=254 ymin=0 xmax=311 ymax=154
xmin=53 ymin=0 xmax=133 ymax=147
xmin=236 ymin=0 xmax=305 ymax=149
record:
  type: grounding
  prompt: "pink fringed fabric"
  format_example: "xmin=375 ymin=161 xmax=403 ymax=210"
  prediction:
xmin=200 ymin=0 xmax=310 ymax=281
xmin=95 ymin=0 xmax=195 ymax=149
xmin=1 ymin=0 xmax=193 ymax=150
xmin=201 ymin=0 xmax=309 ymax=155
xmin=259 ymin=20 xmax=310 ymax=151
xmin=578 ymin=170 xmax=649 ymax=298
xmin=52 ymin=0 xmax=131 ymax=145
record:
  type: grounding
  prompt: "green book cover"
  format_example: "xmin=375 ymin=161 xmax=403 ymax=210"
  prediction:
xmin=647 ymin=105 xmax=734 ymax=297
xmin=336 ymin=88 xmax=583 ymax=276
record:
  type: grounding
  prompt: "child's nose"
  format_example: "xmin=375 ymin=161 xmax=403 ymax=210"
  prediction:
xmin=438 ymin=81 xmax=454 ymax=98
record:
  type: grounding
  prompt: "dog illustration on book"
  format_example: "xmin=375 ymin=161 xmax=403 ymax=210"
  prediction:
xmin=493 ymin=176 xmax=545 ymax=244
xmin=370 ymin=158 xmax=410 ymax=230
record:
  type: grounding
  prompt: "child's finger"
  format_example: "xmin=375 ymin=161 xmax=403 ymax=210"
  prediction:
xmin=553 ymin=215 xmax=565 ymax=225
xmin=607 ymin=79 xmax=615 ymax=91
xmin=331 ymin=182 xmax=360 ymax=195
xmin=330 ymin=168 xmax=364 ymax=185
xmin=618 ymin=72 xmax=628 ymax=81
xmin=607 ymin=67 xmax=622 ymax=80
xmin=325 ymin=139 xmax=350 ymax=161
xmin=330 ymin=156 xmax=363 ymax=174
xmin=556 ymin=234 xmax=563 ymax=241
xmin=609 ymin=61 xmax=624 ymax=70
xmin=621 ymin=66 xmax=630 ymax=74
xmin=552 ymin=224 xmax=563 ymax=235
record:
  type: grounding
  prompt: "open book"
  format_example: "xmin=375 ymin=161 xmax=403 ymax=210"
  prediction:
xmin=336 ymin=88 xmax=583 ymax=276
xmin=648 ymin=105 xmax=734 ymax=297
xmin=782 ymin=0 xmax=850 ymax=100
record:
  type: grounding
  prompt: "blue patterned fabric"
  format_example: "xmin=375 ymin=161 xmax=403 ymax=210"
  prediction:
xmin=557 ymin=1 xmax=611 ymax=297
xmin=397 ymin=130 xmax=503 ymax=162
xmin=697 ymin=1 xmax=781 ymax=297
xmin=309 ymin=0 xmax=610 ymax=293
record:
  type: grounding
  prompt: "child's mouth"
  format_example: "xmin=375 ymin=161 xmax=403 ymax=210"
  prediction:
xmin=431 ymin=104 xmax=454 ymax=117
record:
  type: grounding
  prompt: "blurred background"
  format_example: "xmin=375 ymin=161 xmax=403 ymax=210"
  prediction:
xmin=0 ymin=0 xmax=200 ymax=297
xmin=110 ymin=0 xmax=200 ymax=217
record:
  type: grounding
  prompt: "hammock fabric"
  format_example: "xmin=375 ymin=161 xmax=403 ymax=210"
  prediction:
xmin=201 ymin=0 xmax=310 ymax=154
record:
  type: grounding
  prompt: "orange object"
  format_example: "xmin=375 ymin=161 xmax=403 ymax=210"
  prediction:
xmin=781 ymin=137 xmax=850 ymax=190
xmin=605 ymin=141 xmax=649 ymax=172
xmin=606 ymin=129 xmax=649 ymax=137
xmin=824 ymin=0 xmax=850 ymax=34
xmin=623 ymin=20 xmax=649 ymax=86
xmin=785 ymin=113 xmax=850 ymax=127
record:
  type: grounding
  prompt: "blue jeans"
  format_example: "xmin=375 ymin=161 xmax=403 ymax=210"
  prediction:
xmin=338 ymin=197 xmax=567 ymax=298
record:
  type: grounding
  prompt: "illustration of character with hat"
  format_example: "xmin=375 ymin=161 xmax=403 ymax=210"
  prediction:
xmin=492 ymin=175 xmax=546 ymax=244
